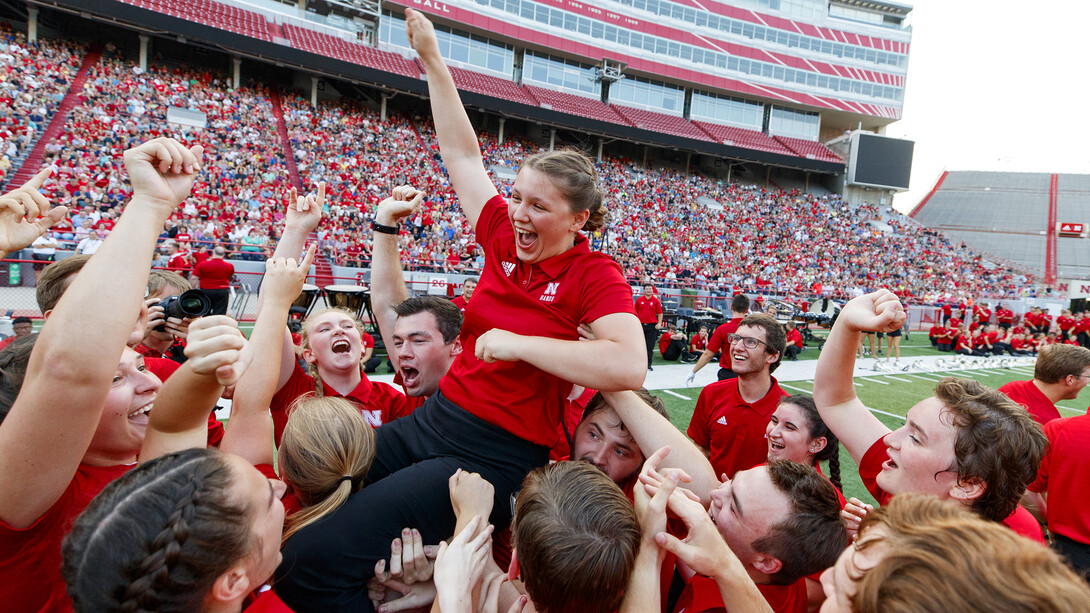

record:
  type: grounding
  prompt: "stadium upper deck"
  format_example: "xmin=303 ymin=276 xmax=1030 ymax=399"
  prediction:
xmin=27 ymin=0 xmax=909 ymax=175
xmin=910 ymin=170 xmax=1090 ymax=287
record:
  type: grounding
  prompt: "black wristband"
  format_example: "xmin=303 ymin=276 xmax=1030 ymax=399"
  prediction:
xmin=372 ymin=219 xmax=400 ymax=235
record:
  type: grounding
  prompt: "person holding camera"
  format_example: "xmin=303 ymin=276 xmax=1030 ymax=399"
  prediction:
xmin=136 ymin=270 xmax=198 ymax=363
xmin=193 ymin=245 xmax=234 ymax=315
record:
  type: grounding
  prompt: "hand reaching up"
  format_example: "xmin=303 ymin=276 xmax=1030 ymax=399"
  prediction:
xmin=183 ymin=315 xmax=252 ymax=386
xmin=123 ymin=137 xmax=203 ymax=212
xmin=838 ymin=289 xmax=906 ymax=334
xmin=261 ymin=243 xmax=317 ymax=307
xmin=0 ymin=168 xmax=68 ymax=255
xmin=375 ymin=185 xmax=425 ymax=227
xmin=284 ymin=182 xmax=325 ymax=235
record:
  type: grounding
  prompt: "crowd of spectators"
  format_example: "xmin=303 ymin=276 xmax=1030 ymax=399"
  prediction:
xmin=6 ymin=34 xmax=1038 ymax=305
xmin=35 ymin=47 xmax=288 ymax=261
xmin=0 ymin=26 xmax=83 ymax=185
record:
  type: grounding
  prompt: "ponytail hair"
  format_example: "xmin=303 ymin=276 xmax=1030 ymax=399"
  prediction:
xmin=521 ymin=149 xmax=607 ymax=232
xmin=783 ymin=395 xmax=842 ymax=492
xmin=278 ymin=394 xmax=375 ymax=543
xmin=62 ymin=448 xmax=252 ymax=613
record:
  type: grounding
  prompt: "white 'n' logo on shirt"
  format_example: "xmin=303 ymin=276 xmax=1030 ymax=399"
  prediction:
xmin=540 ymin=282 xmax=560 ymax=302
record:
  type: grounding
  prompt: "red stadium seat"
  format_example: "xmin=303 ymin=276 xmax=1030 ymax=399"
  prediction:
xmin=522 ymin=85 xmax=631 ymax=127
xmin=612 ymin=105 xmax=714 ymax=142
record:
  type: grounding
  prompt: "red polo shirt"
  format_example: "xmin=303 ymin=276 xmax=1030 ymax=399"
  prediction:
xmin=998 ymin=379 xmax=1060 ymax=426
xmin=270 ymin=362 xmax=416 ymax=445
xmin=440 ymin=195 xmax=635 ymax=448
xmin=687 ymin=377 xmax=788 ymax=479
xmin=673 ymin=574 xmax=806 ymax=613
xmin=194 ymin=257 xmax=234 ymax=290
xmin=634 ymin=295 xmax=663 ymax=325
xmin=858 ymin=438 xmax=1044 ymax=542
xmin=706 ymin=317 xmax=744 ymax=369
xmin=1030 ymin=414 xmax=1090 ymax=543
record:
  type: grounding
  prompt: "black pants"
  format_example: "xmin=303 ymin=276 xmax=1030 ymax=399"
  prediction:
xmin=275 ymin=392 xmax=548 ymax=612
xmin=662 ymin=339 xmax=686 ymax=361
xmin=1053 ymin=533 xmax=1090 ymax=578
xmin=203 ymin=287 xmax=231 ymax=315
xmin=784 ymin=345 xmax=802 ymax=360
xmin=937 ymin=342 xmax=952 ymax=352
xmin=642 ymin=323 xmax=659 ymax=368
xmin=362 ymin=356 xmax=383 ymax=373
xmin=717 ymin=367 xmax=737 ymax=380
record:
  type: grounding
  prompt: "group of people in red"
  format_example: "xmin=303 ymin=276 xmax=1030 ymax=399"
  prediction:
xmin=2 ymin=10 xmax=1090 ymax=613
xmin=928 ymin=300 xmax=1090 ymax=357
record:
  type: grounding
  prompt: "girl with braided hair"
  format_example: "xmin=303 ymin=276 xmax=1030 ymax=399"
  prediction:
xmin=765 ymin=395 xmax=844 ymax=503
xmin=62 ymin=447 xmax=289 ymax=613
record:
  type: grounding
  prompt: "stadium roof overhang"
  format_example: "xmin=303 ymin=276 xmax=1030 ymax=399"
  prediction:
xmin=32 ymin=0 xmax=845 ymax=175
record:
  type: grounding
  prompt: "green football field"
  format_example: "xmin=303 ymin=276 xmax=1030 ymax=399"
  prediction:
xmin=652 ymin=360 xmax=1088 ymax=505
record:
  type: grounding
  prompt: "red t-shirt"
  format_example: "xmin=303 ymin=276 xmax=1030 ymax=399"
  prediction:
xmin=167 ymin=252 xmax=191 ymax=272
xmin=858 ymin=438 xmax=1044 ymax=542
xmin=998 ymin=379 xmax=1061 ymax=426
xmin=270 ymin=362 xmax=417 ymax=445
xmin=659 ymin=331 xmax=675 ymax=356
xmin=194 ymin=257 xmax=234 ymax=290
xmin=673 ymin=574 xmax=806 ymax=613
xmin=706 ymin=317 xmax=743 ymax=369
xmin=997 ymin=308 xmax=1014 ymax=324
xmin=1057 ymin=316 xmax=1075 ymax=332
xmin=786 ymin=328 xmax=803 ymax=348
xmin=440 ymin=195 xmax=635 ymax=448
xmin=687 ymin=377 xmax=788 ymax=479
xmin=690 ymin=334 xmax=707 ymax=353
xmin=634 ymin=295 xmax=663 ymax=325
xmin=451 ymin=295 xmax=468 ymax=312
xmin=1030 ymin=414 xmax=1090 ymax=543
xmin=0 ymin=463 xmax=134 ymax=612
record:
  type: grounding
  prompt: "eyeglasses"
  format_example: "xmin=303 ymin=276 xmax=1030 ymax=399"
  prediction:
xmin=728 ymin=333 xmax=769 ymax=350
xmin=1073 ymin=374 xmax=1090 ymax=381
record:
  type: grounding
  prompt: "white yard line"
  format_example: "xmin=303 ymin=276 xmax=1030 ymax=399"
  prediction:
xmin=661 ymin=389 xmax=691 ymax=400
xmin=858 ymin=378 xmax=890 ymax=385
xmin=868 ymin=407 xmax=906 ymax=420
xmin=780 ymin=383 xmax=813 ymax=394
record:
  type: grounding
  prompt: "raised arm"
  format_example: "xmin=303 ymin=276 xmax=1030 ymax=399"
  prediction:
xmin=603 ymin=390 xmax=718 ymax=505
xmin=476 ymin=312 xmax=646 ymax=392
xmin=405 ymin=9 xmax=497 ymax=230
xmin=268 ymin=184 xmax=323 ymax=392
xmin=140 ymin=315 xmax=251 ymax=462
xmin=222 ymin=246 xmax=317 ymax=467
xmin=0 ymin=138 xmax=200 ymax=528
xmin=813 ymin=290 xmax=905 ymax=464
xmin=371 ymin=186 xmax=425 ymax=355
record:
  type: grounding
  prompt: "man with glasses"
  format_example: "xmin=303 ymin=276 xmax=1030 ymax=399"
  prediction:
xmin=687 ymin=313 xmax=788 ymax=479
xmin=999 ymin=344 xmax=1090 ymax=426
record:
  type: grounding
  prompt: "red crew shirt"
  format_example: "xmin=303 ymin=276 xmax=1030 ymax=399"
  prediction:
xmin=270 ymin=362 xmax=416 ymax=445
xmin=0 ymin=463 xmax=134 ymax=612
xmin=1029 ymin=414 xmax=1090 ymax=544
xmin=451 ymin=295 xmax=468 ymax=312
xmin=858 ymin=438 xmax=1044 ymax=542
xmin=674 ymin=574 xmax=807 ymax=613
xmin=998 ymin=379 xmax=1061 ymax=426
xmin=706 ymin=317 xmax=744 ymax=369
xmin=687 ymin=377 xmax=788 ymax=479
xmin=634 ymin=295 xmax=663 ymax=325
xmin=549 ymin=387 xmax=597 ymax=461
xmin=194 ymin=257 xmax=235 ymax=290
xmin=440 ymin=196 xmax=636 ymax=448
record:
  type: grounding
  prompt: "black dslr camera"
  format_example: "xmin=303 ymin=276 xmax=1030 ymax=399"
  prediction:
xmin=155 ymin=289 xmax=212 ymax=330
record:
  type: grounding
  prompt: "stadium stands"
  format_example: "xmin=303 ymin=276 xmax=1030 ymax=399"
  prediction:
xmin=692 ymin=121 xmax=795 ymax=156
xmin=0 ymin=30 xmax=84 ymax=187
xmin=612 ymin=105 xmax=716 ymax=142
xmin=447 ymin=66 xmax=538 ymax=107
xmin=119 ymin=0 xmax=272 ymax=42
xmin=282 ymin=24 xmax=418 ymax=78
xmin=772 ymin=135 xmax=844 ymax=164
xmin=523 ymin=85 xmax=632 ymax=127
